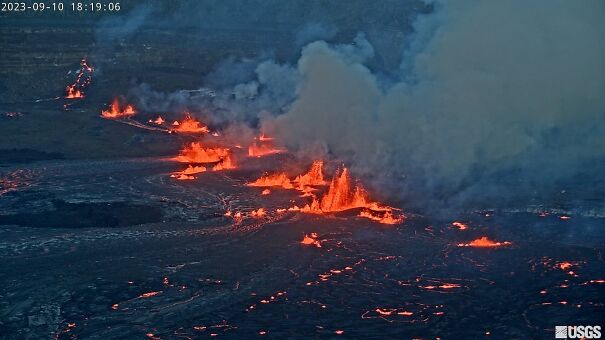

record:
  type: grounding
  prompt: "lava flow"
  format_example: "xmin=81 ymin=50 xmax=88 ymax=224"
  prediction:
xmin=100 ymin=99 xmax=136 ymax=119
xmin=212 ymin=154 xmax=236 ymax=171
xmin=65 ymin=58 xmax=93 ymax=99
xmin=247 ymin=173 xmax=293 ymax=189
xmin=174 ymin=142 xmax=230 ymax=163
xmin=358 ymin=210 xmax=404 ymax=225
xmin=457 ymin=236 xmax=512 ymax=248
xmin=172 ymin=114 xmax=209 ymax=134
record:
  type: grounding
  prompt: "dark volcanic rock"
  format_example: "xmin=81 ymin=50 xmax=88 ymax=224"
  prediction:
xmin=0 ymin=199 xmax=162 ymax=228
xmin=0 ymin=148 xmax=64 ymax=165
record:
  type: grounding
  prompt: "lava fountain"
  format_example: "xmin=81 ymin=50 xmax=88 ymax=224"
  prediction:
xmin=173 ymin=114 xmax=209 ymax=134
xmin=65 ymin=58 xmax=93 ymax=99
xmin=100 ymin=99 xmax=136 ymax=119
xmin=173 ymin=142 xmax=230 ymax=163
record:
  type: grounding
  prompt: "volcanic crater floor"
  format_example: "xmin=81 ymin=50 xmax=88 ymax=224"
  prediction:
xmin=0 ymin=158 xmax=604 ymax=339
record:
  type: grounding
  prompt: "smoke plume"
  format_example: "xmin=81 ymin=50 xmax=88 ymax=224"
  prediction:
xmin=267 ymin=0 xmax=605 ymax=208
xmin=114 ymin=0 xmax=605 ymax=209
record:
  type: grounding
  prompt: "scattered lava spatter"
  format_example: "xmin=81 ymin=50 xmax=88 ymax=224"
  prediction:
xmin=100 ymin=99 xmax=136 ymax=119
xmin=65 ymin=58 xmax=93 ymax=99
xmin=457 ymin=236 xmax=511 ymax=248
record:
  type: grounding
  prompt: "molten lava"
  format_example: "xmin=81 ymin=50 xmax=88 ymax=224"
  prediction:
xmin=173 ymin=114 xmax=209 ymax=133
xmin=212 ymin=154 xmax=237 ymax=171
xmin=293 ymin=160 xmax=326 ymax=187
xmin=248 ymin=134 xmax=283 ymax=157
xmin=301 ymin=233 xmax=322 ymax=248
xmin=300 ymin=168 xmax=390 ymax=213
xmin=358 ymin=210 xmax=404 ymax=225
xmin=66 ymin=86 xmax=84 ymax=99
xmin=65 ymin=58 xmax=93 ymax=99
xmin=174 ymin=142 xmax=230 ymax=163
xmin=250 ymin=208 xmax=266 ymax=217
xmin=149 ymin=116 xmax=165 ymax=125
xmin=248 ymin=142 xmax=283 ymax=157
xmin=100 ymin=99 xmax=136 ymax=119
xmin=452 ymin=221 xmax=468 ymax=230
xmin=247 ymin=173 xmax=293 ymax=189
xmin=457 ymin=236 xmax=512 ymax=248
xmin=182 ymin=165 xmax=207 ymax=175
xmin=171 ymin=174 xmax=195 ymax=180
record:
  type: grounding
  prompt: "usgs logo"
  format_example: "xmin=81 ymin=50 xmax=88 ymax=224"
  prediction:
xmin=555 ymin=325 xmax=601 ymax=339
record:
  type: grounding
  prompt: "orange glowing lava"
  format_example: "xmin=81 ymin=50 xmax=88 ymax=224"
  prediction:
xmin=261 ymin=189 xmax=271 ymax=195
xmin=248 ymin=134 xmax=283 ymax=157
xmin=138 ymin=291 xmax=161 ymax=298
xmin=300 ymin=168 xmax=389 ymax=213
xmin=149 ymin=116 xmax=165 ymax=125
xmin=171 ymin=174 xmax=195 ymax=180
xmin=248 ymin=142 xmax=283 ymax=157
xmin=173 ymin=114 xmax=209 ymax=133
xmin=174 ymin=142 xmax=230 ymax=163
xmin=100 ymin=99 xmax=136 ymax=119
xmin=358 ymin=209 xmax=404 ymax=225
xmin=301 ymin=233 xmax=322 ymax=248
xmin=247 ymin=173 xmax=293 ymax=189
xmin=183 ymin=164 xmax=207 ymax=174
xmin=66 ymin=85 xmax=84 ymax=99
xmin=457 ymin=236 xmax=511 ymax=248
xmin=293 ymin=160 xmax=326 ymax=187
xmin=452 ymin=221 xmax=468 ymax=230
xmin=251 ymin=208 xmax=266 ymax=217
xmin=375 ymin=308 xmax=395 ymax=316
xmin=212 ymin=154 xmax=237 ymax=171
xmin=558 ymin=262 xmax=573 ymax=270
xmin=65 ymin=58 xmax=93 ymax=99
